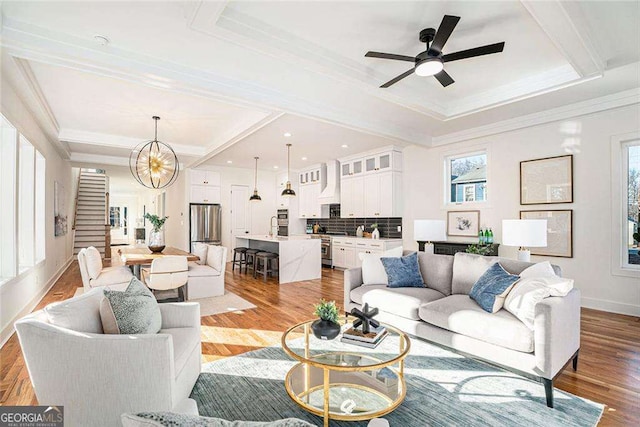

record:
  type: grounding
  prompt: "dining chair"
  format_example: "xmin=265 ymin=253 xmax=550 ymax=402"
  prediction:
xmin=142 ymin=256 xmax=189 ymax=302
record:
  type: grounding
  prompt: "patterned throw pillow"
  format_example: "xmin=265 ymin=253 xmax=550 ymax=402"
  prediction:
xmin=100 ymin=277 xmax=162 ymax=334
xmin=120 ymin=412 xmax=316 ymax=427
xmin=380 ymin=252 xmax=425 ymax=288
xmin=469 ymin=263 xmax=520 ymax=313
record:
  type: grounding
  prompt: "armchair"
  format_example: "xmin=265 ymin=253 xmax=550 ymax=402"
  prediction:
xmin=15 ymin=289 xmax=202 ymax=427
xmin=78 ymin=247 xmax=133 ymax=292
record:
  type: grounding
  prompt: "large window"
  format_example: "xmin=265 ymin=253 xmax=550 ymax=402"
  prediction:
xmin=0 ymin=114 xmax=46 ymax=284
xmin=446 ymin=152 xmax=487 ymax=204
xmin=625 ymin=141 xmax=640 ymax=267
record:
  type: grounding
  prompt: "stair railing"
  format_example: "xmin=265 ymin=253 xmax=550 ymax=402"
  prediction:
xmin=104 ymin=175 xmax=111 ymax=259
xmin=71 ymin=168 xmax=83 ymax=231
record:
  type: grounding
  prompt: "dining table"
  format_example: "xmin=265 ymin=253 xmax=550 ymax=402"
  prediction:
xmin=118 ymin=245 xmax=200 ymax=278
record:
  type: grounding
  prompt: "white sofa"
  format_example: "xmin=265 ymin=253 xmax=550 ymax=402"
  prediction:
xmin=187 ymin=244 xmax=227 ymax=299
xmin=78 ymin=246 xmax=133 ymax=292
xmin=344 ymin=252 xmax=580 ymax=408
xmin=15 ymin=288 xmax=202 ymax=427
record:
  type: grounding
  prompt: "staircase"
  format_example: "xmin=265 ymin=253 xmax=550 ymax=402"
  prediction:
xmin=73 ymin=169 xmax=109 ymax=258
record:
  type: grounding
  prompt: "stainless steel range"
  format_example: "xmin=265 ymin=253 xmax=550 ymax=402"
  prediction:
xmin=314 ymin=232 xmax=347 ymax=268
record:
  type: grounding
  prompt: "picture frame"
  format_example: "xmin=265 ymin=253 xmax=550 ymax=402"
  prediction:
xmin=54 ymin=181 xmax=68 ymax=237
xmin=447 ymin=210 xmax=480 ymax=237
xmin=520 ymin=209 xmax=573 ymax=258
xmin=520 ymin=155 xmax=573 ymax=205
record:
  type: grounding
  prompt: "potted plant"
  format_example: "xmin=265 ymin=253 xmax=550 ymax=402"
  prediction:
xmin=311 ymin=299 xmax=341 ymax=340
xmin=145 ymin=213 xmax=168 ymax=253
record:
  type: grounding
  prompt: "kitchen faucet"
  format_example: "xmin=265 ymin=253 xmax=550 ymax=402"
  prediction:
xmin=269 ymin=216 xmax=278 ymax=237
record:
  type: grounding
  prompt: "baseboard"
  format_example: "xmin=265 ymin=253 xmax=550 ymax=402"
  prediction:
xmin=581 ymin=297 xmax=640 ymax=317
xmin=0 ymin=256 xmax=74 ymax=349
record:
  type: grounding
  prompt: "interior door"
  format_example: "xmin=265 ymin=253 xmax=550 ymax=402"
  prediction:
xmin=231 ymin=185 xmax=250 ymax=246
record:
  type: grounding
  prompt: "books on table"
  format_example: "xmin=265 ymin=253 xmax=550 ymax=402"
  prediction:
xmin=341 ymin=324 xmax=387 ymax=348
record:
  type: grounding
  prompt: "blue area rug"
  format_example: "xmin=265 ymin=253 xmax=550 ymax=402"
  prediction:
xmin=191 ymin=338 xmax=603 ymax=426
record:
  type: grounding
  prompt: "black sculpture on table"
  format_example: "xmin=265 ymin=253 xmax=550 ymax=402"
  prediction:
xmin=350 ymin=303 xmax=379 ymax=334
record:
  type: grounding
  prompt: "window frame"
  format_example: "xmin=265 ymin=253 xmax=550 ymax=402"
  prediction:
xmin=443 ymin=147 xmax=490 ymax=207
xmin=611 ymin=131 xmax=640 ymax=278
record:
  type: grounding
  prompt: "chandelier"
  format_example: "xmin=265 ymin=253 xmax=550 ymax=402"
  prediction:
xmin=129 ymin=116 xmax=179 ymax=189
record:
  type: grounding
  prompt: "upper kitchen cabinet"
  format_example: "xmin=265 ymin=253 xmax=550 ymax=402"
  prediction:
xmin=297 ymin=164 xmax=328 ymax=219
xmin=340 ymin=147 xmax=403 ymax=218
xmin=189 ymin=169 xmax=221 ymax=203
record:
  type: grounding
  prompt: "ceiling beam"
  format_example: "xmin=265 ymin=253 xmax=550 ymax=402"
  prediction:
xmin=521 ymin=0 xmax=605 ymax=77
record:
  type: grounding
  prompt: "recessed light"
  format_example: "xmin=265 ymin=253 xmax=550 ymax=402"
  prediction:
xmin=226 ymin=160 xmax=233 ymax=164
xmin=273 ymin=166 xmax=279 ymax=169
xmin=284 ymin=132 xmax=292 ymax=137
xmin=341 ymin=144 xmax=349 ymax=148
xmin=93 ymin=34 xmax=110 ymax=46
xmin=302 ymin=157 xmax=307 ymax=161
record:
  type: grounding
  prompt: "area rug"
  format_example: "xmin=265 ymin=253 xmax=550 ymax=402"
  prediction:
xmin=191 ymin=338 xmax=603 ymax=427
xmin=73 ymin=288 xmax=256 ymax=316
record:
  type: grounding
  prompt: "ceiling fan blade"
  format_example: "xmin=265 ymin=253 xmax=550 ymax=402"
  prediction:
xmin=429 ymin=15 xmax=461 ymax=55
xmin=365 ymin=51 xmax=416 ymax=62
xmin=380 ymin=68 xmax=415 ymax=88
xmin=434 ymin=70 xmax=455 ymax=87
xmin=442 ymin=42 xmax=505 ymax=62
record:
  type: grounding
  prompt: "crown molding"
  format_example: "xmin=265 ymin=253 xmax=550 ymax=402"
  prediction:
xmin=432 ymin=88 xmax=640 ymax=146
xmin=69 ymin=152 xmax=129 ymax=167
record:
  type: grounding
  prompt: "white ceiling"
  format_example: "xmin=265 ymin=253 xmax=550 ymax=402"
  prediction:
xmin=0 ymin=0 xmax=638 ymax=169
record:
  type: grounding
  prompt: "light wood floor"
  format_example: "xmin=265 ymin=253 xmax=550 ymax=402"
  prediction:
xmin=1 ymin=257 xmax=638 ymax=426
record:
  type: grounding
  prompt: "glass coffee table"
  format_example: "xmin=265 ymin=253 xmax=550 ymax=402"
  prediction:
xmin=281 ymin=316 xmax=411 ymax=427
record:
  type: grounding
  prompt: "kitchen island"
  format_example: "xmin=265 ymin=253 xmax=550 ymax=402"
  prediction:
xmin=235 ymin=235 xmax=321 ymax=284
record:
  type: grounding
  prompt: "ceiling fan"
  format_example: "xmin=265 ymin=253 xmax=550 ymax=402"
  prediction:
xmin=365 ymin=15 xmax=505 ymax=88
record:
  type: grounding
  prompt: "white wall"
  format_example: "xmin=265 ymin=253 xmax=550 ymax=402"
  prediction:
xmin=402 ymin=104 xmax=640 ymax=316
xmin=0 ymin=77 xmax=74 ymax=345
xmin=164 ymin=165 xmax=278 ymax=252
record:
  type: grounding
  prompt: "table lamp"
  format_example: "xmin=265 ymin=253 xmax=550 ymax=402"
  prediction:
xmin=502 ymin=219 xmax=547 ymax=262
xmin=414 ymin=220 xmax=446 ymax=254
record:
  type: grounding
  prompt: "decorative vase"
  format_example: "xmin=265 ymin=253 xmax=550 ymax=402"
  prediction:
xmin=311 ymin=319 xmax=341 ymax=340
xmin=148 ymin=229 xmax=165 ymax=253
xmin=372 ymin=228 xmax=380 ymax=240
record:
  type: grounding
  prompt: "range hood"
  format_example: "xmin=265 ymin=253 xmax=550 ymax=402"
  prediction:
xmin=318 ymin=160 xmax=340 ymax=205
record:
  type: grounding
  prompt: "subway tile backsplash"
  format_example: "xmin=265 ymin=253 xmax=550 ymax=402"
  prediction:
xmin=306 ymin=217 xmax=403 ymax=239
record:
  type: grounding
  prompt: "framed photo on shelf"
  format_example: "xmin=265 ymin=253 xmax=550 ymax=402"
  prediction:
xmin=520 ymin=209 xmax=573 ymax=258
xmin=520 ymin=155 xmax=573 ymax=205
xmin=447 ymin=210 xmax=480 ymax=237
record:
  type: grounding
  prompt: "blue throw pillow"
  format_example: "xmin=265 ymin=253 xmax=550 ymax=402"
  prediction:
xmin=469 ymin=262 xmax=520 ymax=313
xmin=380 ymin=252 xmax=425 ymax=288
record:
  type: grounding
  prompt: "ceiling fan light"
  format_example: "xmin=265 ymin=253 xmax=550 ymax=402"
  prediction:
xmin=415 ymin=58 xmax=444 ymax=77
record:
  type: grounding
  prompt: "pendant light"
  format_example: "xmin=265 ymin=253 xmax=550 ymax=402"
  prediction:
xmin=129 ymin=116 xmax=179 ymax=189
xmin=281 ymin=143 xmax=296 ymax=197
xmin=249 ymin=156 xmax=262 ymax=201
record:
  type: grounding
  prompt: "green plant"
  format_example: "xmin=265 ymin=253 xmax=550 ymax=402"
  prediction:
xmin=370 ymin=223 xmax=378 ymax=229
xmin=466 ymin=244 xmax=492 ymax=256
xmin=145 ymin=213 xmax=169 ymax=232
xmin=313 ymin=299 xmax=339 ymax=323
xmin=634 ymin=231 xmax=640 ymax=244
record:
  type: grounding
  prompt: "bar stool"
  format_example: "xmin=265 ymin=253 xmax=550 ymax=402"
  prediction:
xmin=244 ymin=249 xmax=260 ymax=274
xmin=254 ymin=252 xmax=279 ymax=281
xmin=232 ymin=247 xmax=248 ymax=272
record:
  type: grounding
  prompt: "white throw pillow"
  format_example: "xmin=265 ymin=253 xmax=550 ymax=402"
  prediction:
xmin=520 ymin=261 xmax=557 ymax=278
xmin=360 ymin=246 xmax=403 ymax=285
xmin=504 ymin=276 xmax=575 ymax=329
xmin=85 ymin=246 xmax=103 ymax=280
xmin=206 ymin=245 xmax=224 ymax=272
xmin=45 ymin=287 xmax=104 ymax=333
xmin=193 ymin=243 xmax=208 ymax=265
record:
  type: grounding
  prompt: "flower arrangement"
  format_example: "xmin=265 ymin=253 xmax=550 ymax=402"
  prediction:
xmin=313 ymin=299 xmax=339 ymax=323
xmin=466 ymin=244 xmax=492 ymax=256
xmin=145 ymin=213 xmax=169 ymax=232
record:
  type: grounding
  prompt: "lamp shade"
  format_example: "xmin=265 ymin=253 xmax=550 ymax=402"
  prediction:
xmin=502 ymin=219 xmax=547 ymax=247
xmin=414 ymin=220 xmax=446 ymax=242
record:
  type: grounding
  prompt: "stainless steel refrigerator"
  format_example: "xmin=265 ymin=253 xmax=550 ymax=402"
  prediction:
xmin=189 ymin=203 xmax=221 ymax=251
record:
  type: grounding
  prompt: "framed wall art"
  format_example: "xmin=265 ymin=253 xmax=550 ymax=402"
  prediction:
xmin=54 ymin=181 xmax=68 ymax=237
xmin=520 ymin=209 xmax=573 ymax=258
xmin=447 ymin=210 xmax=480 ymax=237
xmin=520 ymin=155 xmax=573 ymax=205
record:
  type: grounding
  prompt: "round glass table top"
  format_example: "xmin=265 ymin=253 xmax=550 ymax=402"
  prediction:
xmin=281 ymin=316 xmax=410 ymax=370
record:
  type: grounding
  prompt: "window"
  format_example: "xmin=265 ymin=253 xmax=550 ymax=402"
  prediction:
xmin=624 ymin=141 xmax=640 ymax=267
xmin=0 ymin=114 xmax=46 ymax=284
xmin=447 ymin=152 xmax=487 ymax=204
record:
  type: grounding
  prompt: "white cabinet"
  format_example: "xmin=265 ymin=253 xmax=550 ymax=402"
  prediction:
xmin=189 ymin=170 xmax=221 ymax=203
xmin=298 ymin=165 xmax=328 ymax=219
xmin=333 ymin=238 xmax=402 ymax=269
xmin=340 ymin=147 xmax=402 ymax=219
xmin=363 ymin=172 xmax=401 ymax=218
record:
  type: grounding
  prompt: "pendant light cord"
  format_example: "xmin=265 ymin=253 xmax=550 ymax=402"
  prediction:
xmin=254 ymin=157 xmax=259 ymax=190
xmin=286 ymin=143 xmax=292 ymax=182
